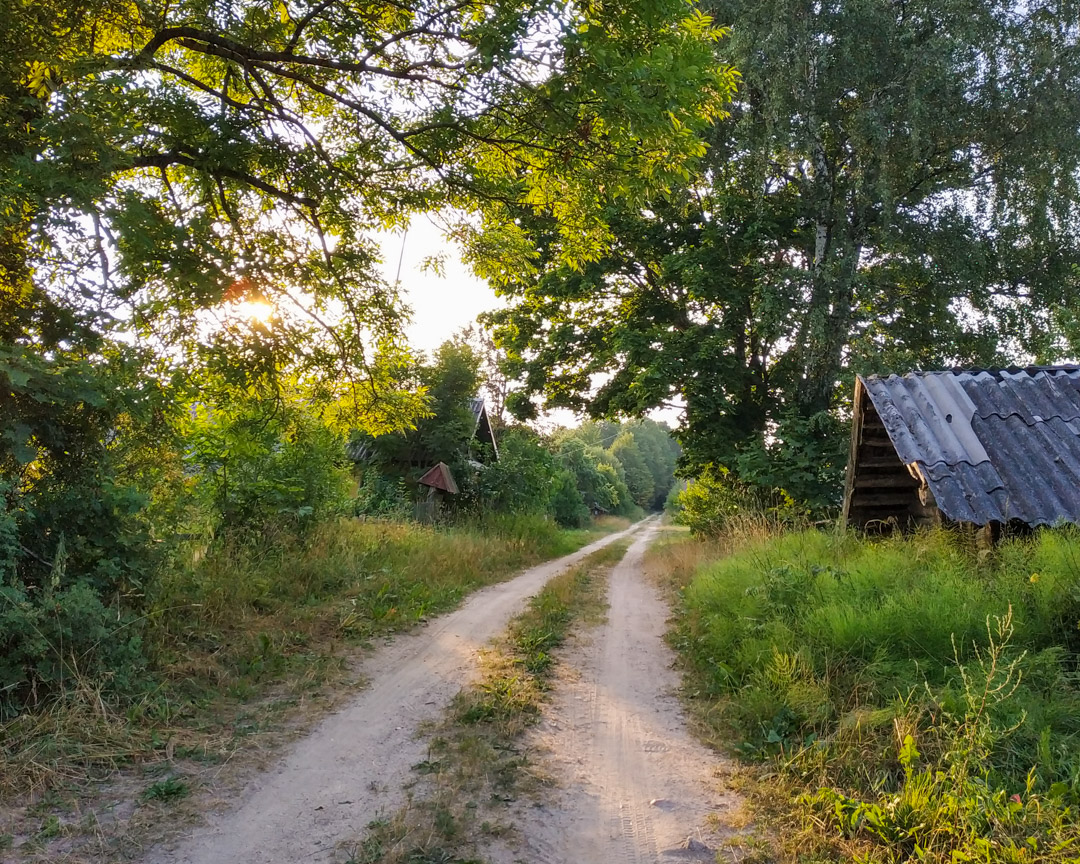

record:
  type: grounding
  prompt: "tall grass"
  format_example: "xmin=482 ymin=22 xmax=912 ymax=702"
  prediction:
xmin=1 ymin=513 xmax=626 ymax=805
xmin=148 ymin=514 xmax=616 ymax=696
xmin=657 ymin=526 xmax=1080 ymax=863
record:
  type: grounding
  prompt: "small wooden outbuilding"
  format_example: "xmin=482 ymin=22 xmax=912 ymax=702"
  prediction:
xmin=414 ymin=461 xmax=459 ymax=522
xmin=843 ymin=366 xmax=1080 ymax=531
xmin=417 ymin=461 xmax=460 ymax=495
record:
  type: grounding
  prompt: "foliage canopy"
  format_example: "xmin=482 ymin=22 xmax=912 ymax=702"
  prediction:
xmin=485 ymin=0 xmax=1080 ymax=510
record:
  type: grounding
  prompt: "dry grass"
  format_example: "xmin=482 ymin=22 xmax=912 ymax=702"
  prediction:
xmin=343 ymin=540 xmax=629 ymax=864
xmin=1 ymin=515 xmax=626 ymax=862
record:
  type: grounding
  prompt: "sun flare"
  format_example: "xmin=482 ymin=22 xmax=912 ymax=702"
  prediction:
xmin=234 ymin=299 xmax=275 ymax=324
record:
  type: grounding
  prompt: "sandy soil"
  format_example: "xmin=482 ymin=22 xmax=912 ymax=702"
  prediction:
xmin=140 ymin=522 xmax=642 ymax=864
xmin=485 ymin=524 xmax=741 ymax=864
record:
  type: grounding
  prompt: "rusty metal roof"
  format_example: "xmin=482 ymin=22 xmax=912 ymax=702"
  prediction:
xmin=417 ymin=461 xmax=459 ymax=494
xmin=859 ymin=367 xmax=1080 ymax=525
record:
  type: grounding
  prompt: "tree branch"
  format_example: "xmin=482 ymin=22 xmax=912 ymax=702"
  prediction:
xmin=129 ymin=151 xmax=316 ymax=208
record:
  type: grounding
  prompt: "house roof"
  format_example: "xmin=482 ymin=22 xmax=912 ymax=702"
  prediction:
xmin=858 ymin=366 xmax=1080 ymax=525
xmin=470 ymin=397 xmax=498 ymax=459
xmin=346 ymin=396 xmax=498 ymax=465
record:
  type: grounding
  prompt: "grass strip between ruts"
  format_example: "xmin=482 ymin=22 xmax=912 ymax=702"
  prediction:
xmin=344 ymin=538 xmax=632 ymax=864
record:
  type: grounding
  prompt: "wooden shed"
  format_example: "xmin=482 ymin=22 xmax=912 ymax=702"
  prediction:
xmin=843 ymin=367 xmax=1080 ymax=531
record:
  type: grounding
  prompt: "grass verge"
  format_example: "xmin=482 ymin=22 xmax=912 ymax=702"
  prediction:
xmin=344 ymin=538 xmax=630 ymax=864
xmin=0 ymin=514 xmax=630 ymax=861
xmin=648 ymin=524 xmax=1080 ymax=864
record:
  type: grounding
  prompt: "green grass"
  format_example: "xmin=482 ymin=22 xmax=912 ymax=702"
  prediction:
xmin=652 ymin=526 xmax=1080 ymax=864
xmin=0 ymin=513 xmax=628 ymax=810
xmin=349 ymin=539 xmax=629 ymax=864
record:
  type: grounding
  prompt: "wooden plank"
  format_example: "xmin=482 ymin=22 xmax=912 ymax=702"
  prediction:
xmin=859 ymin=456 xmax=904 ymax=468
xmin=841 ymin=377 xmax=866 ymax=526
xmin=854 ymin=474 xmax=919 ymax=489
xmin=849 ymin=491 xmax=917 ymax=507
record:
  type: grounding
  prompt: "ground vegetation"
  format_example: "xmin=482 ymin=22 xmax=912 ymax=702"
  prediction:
xmin=651 ymin=525 xmax=1080 ymax=863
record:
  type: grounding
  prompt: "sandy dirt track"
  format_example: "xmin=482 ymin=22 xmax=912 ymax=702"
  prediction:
xmin=486 ymin=524 xmax=739 ymax=864
xmin=142 ymin=522 xmax=643 ymax=864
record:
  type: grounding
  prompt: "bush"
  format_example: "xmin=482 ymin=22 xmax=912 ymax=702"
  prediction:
xmin=463 ymin=426 xmax=556 ymax=516
xmin=549 ymin=470 xmax=590 ymax=529
xmin=673 ymin=465 xmax=752 ymax=536
xmin=0 ymin=475 xmax=151 ymax=718
xmin=675 ymin=464 xmax=808 ymax=537
xmin=185 ymin=397 xmax=351 ymax=534
xmin=0 ymin=579 xmax=145 ymax=719
xmin=353 ymin=471 xmax=412 ymax=518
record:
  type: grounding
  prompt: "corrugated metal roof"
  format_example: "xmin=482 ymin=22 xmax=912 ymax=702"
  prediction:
xmin=859 ymin=366 xmax=1080 ymax=526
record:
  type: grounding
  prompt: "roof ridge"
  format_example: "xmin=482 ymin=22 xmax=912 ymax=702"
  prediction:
xmin=973 ymin=410 xmax=1080 ymax=423
xmin=862 ymin=365 xmax=1080 ymax=381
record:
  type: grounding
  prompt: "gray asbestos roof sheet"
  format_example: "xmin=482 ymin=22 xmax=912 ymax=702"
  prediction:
xmin=860 ymin=367 xmax=1080 ymax=526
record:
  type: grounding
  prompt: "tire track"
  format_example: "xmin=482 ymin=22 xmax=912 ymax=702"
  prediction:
xmin=139 ymin=522 xmax=645 ymax=864
xmin=494 ymin=523 xmax=739 ymax=864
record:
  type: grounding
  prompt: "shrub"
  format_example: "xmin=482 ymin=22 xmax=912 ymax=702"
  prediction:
xmin=353 ymin=472 xmax=412 ymax=519
xmin=467 ymin=426 xmax=557 ymax=516
xmin=0 ymin=474 xmax=151 ymax=718
xmin=675 ymin=464 xmax=809 ymax=538
xmin=674 ymin=465 xmax=752 ymax=536
xmin=0 ymin=579 xmax=145 ymax=719
xmin=185 ymin=396 xmax=351 ymax=534
xmin=549 ymin=470 xmax=589 ymax=528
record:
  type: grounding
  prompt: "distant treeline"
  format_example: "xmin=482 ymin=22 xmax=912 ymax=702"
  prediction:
xmin=351 ymin=337 xmax=681 ymax=526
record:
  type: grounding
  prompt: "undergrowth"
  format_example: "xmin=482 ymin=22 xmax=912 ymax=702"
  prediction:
xmin=649 ymin=525 xmax=1080 ymax=864
xmin=348 ymin=539 xmax=628 ymax=864
xmin=0 ymin=514 xmax=627 ymax=813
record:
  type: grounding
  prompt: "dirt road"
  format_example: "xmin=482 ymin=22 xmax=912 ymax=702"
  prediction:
xmin=143 ymin=522 xmax=643 ymax=864
xmin=486 ymin=524 xmax=739 ymax=863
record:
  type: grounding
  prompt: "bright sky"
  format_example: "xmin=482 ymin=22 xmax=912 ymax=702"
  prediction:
xmin=376 ymin=217 xmax=684 ymax=430
xmin=376 ymin=217 xmax=501 ymax=356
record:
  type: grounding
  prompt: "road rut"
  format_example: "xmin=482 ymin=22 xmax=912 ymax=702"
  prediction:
xmin=143 ymin=522 xmax=643 ymax=864
xmin=489 ymin=524 xmax=739 ymax=863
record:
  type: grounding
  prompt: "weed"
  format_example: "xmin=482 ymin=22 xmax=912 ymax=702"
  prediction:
xmin=37 ymin=814 xmax=61 ymax=839
xmin=141 ymin=776 xmax=190 ymax=803
xmin=654 ymin=526 xmax=1080 ymax=864
xmin=403 ymin=849 xmax=480 ymax=864
xmin=347 ymin=835 xmax=386 ymax=864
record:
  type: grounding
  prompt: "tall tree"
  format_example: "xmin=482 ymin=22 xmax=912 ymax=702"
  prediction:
xmin=354 ymin=338 xmax=484 ymax=474
xmin=1 ymin=0 xmax=734 ymax=392
xmin=486 ymin=0 xmax=1080 ymax=508
xmin=609 ymin=431 xmax=654 ymax=508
